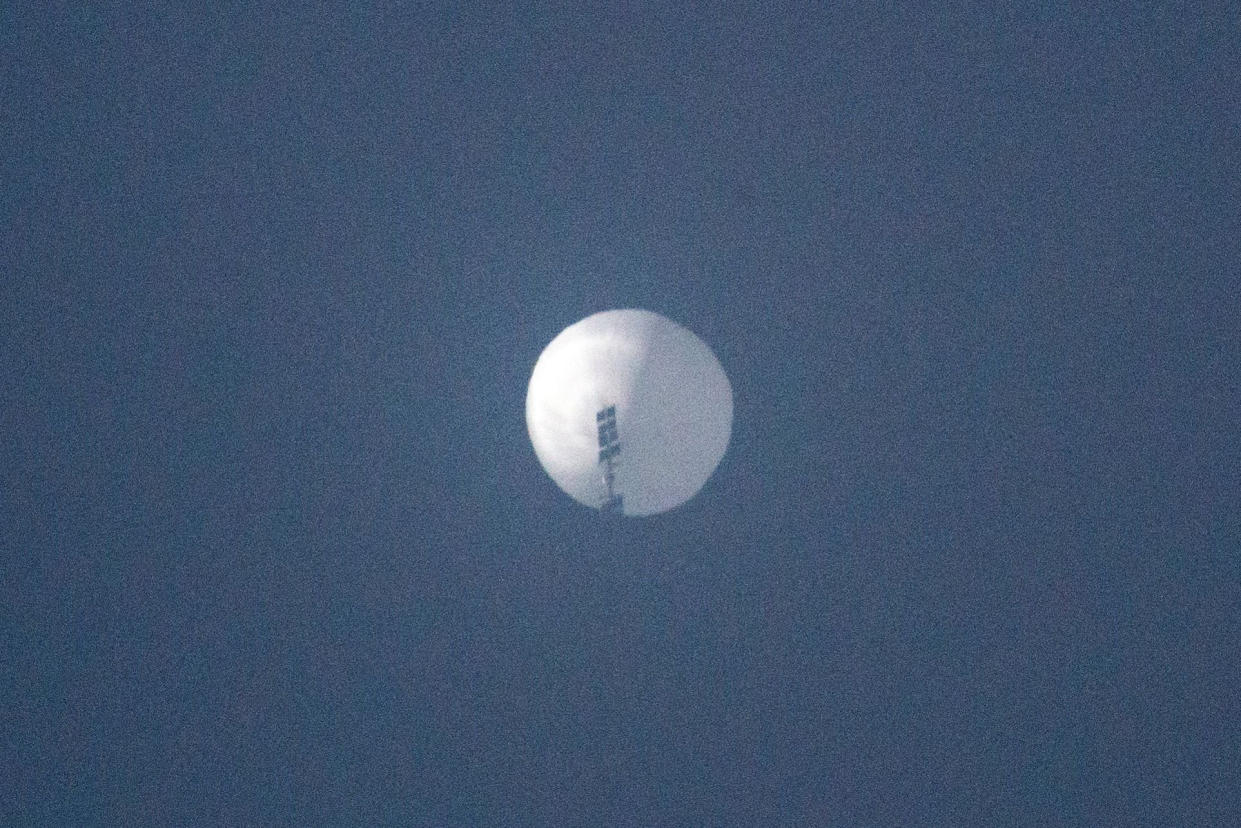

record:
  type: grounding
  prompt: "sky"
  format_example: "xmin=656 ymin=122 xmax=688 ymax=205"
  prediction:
xmin=3 ymin=3 xmax=1240 ymax=824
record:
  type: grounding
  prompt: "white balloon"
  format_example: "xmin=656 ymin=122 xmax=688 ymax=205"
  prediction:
xmin=525 ymin=309 xmax=733 ymax=516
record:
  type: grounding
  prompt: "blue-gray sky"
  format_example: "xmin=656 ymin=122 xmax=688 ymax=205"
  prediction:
xmin=4 ymin=3 xmax=1239 ymax=824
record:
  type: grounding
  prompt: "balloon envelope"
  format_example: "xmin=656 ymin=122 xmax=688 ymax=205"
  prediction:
xmin=525 ymin=309 xmax=733 ymax=516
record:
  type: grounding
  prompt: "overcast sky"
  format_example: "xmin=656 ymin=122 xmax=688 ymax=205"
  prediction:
xmin=4 ymin=3 xmax=1240 ymax=824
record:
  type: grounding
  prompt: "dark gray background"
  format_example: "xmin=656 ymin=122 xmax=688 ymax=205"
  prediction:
xmin=4 ymin=3 xmax=1239 ymax=824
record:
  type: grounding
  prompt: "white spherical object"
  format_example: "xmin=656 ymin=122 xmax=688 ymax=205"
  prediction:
xmin=525 ymin=309 xmax=733 ymax=516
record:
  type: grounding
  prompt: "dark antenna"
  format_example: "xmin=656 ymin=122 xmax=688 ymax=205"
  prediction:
xmin=596 ymin=405 xmax=623 ymax=514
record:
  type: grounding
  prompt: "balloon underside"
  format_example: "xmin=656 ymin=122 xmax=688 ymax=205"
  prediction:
xmin=525 ymin=309 xmax=732 ymax=516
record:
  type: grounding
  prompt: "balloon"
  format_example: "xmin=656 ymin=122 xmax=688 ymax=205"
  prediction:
xmin=525 ymin=309 xmax=733 ymax=516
